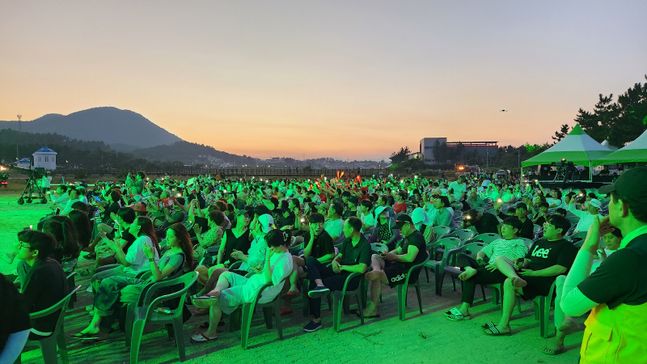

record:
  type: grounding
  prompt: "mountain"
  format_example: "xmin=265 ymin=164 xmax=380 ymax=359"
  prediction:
xmin=132 ymin=141 xmax=259 ymax=167
xmin=0 ymin=107 xmax=181 ymax=150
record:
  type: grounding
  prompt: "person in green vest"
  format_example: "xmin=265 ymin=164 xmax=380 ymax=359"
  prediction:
xmin=561 ymin=166 xmax=647 ymax=363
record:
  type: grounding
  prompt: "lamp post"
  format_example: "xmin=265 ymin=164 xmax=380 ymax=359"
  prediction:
xmin=16 ymin=114 xmax=22 ymax=161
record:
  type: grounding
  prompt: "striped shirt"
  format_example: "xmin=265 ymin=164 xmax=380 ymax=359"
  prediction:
xmin=480 ymin=238 xmax=528 ymax=264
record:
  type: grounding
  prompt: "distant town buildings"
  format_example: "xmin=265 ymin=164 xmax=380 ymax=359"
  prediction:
xmin=419 ymin=137 xmax=498 ymax=165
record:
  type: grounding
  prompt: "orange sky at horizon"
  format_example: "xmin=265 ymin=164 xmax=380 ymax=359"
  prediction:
xmin=1 ymin=1 xmax=645 ymax=160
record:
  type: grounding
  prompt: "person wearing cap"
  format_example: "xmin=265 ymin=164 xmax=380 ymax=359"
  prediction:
xmin=411 ymin=207 xmax=434 ymax=243
xmin=482 ymin=215 xmax=576 ymax=335
xmin=445 ymin=217 xmax=527 ymax=321
xmin=567 ymin=196 xmax=604 ymax=233
xmin=363 ymin=213 xmax=428 ymax=318
xmin=561 ymin=167 xmax=647 ymax=362
xmin=303 ymin=217 xmax=370 ymax=332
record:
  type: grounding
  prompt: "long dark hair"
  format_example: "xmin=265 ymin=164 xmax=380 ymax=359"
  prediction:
xmin=135 ymin=216 xmax=159 ymax=252
xmin=168 ymin=223 xmax=194 ymax=269
xmin=68 ymin=210 xmax=92 ymax=249
xmin=39 ymin=216 xmax=80 ymax=261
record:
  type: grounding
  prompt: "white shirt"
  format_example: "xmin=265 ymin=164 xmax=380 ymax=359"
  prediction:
xmin=124 ymin=235 xmax=158 ymax=275
xmin=480 ymin=238 xmax=528 ymax=264
xmin=243 ymin=251 xmax=293 ymax=304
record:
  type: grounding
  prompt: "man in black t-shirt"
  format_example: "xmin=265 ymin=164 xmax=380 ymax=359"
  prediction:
xmin=286 ymin=213 xmax=334 ymax=295
xmin=363 ymin=213 xmax=428 ymax=318
xmin=464 ymin=209 xmax=499 ymax=235
xmin=483 ymin=215 xmax=576 ymax=336
xmin=561 ymin=167 xmax=647 ymax=361
xmin=303 ymin=217 xmax=370 ymax=332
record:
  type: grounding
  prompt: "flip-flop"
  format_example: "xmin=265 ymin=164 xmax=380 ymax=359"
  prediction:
xmin=483 ymin=325 xmax=511 ymax=336
xmin=481 ymin=321 xmax=496 ymax=330
xmin=190 ymin=332 xmax=218 ymax=343
xmin=445 ymin=307 xmax=470 ymax=321
xmin=542 ymin=346 xmax=566 ymax=355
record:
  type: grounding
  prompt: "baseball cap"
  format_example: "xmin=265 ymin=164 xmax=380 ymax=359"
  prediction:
xmin=599 ymin=167 xmax=647 ymax=204
xmin=258 ymin=214 xmax=275 ymax=233
xmin=395 ymin=213 xmax=413 ymax=229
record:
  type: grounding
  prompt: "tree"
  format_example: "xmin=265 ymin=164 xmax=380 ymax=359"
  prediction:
xmin=569 ymin=76 xmax=647 ymax=147
xmin=389 ymin=146 xmax=411 ymax=164
xmin=552 ymin=124 xmax=571 ymax=143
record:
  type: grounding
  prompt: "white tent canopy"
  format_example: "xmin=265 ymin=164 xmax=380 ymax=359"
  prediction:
xmin=595 ymin=128 xmax=647 ymax=165
xmin=522 ymin=124 xmax=613 ymax=167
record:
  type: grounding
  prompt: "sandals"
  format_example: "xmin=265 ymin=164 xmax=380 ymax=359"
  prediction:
xmin=445 ymin=307 xmax=471 ymax=321
xmin=190 ymin=332 xmax=218 ymax=343
xmin=483 ymin=324 xmax=511 ymax=336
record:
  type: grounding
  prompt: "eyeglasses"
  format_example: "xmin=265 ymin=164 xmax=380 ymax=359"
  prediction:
xmin=18 ymin=241 xmax=32 ymax=250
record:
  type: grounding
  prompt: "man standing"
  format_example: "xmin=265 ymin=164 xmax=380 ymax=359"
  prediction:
xmin=561 ymin=167 xmax=647 ymax=363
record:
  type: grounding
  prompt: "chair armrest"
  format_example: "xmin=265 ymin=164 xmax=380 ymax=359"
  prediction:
xmin=341 ymin=272 xmax=362 ymax=295
xmin=30 ymin=285 xmax=81 ymax=319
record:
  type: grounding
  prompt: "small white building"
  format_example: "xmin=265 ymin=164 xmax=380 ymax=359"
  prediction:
xmin=32 ymin=147 xmax=57 ymax=170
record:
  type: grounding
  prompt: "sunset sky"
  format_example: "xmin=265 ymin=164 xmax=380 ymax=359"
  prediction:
xmin=1 ymin=0 xmax=646 ymax=160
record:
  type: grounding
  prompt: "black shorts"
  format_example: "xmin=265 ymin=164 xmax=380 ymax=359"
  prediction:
xmin=521 ymin=276 xmax=555 ymax=300
xmin=384 ymin=262 xmax=410 ymax=287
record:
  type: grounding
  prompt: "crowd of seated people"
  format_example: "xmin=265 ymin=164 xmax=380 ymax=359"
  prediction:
xmin=3 ymin=168 xmax=646 ymax=363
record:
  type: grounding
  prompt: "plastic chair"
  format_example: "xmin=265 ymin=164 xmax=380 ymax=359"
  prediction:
xmin=442 ymin=242 xmax=486 ymax=293
xmin=533 ymin=280 xmax=557 ymax=338
xmin=430 ymin=226 xmax=451 ymax=240
xmin=16 ymin=285 xmax=81 ymax=364
xmin=397 ymin=255 xmax=429 ymax=320
xmin=332 ymin=272 xmax=365 ymax=332
xmin=240 ymin=277 xmax=289 ymax=349
xmin=471 ymin=233 xmax=500 ymax=245
xmin=422 ymin=237 xmax=461 ymax=294
xmin=448 ymin=228 xmax=476 ymax=243
xmin=127 ymin=272 xmax=198 ymax=364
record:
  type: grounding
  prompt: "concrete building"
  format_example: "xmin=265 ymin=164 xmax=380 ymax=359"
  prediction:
xmin=32 ymin=147 xmax=57 ymax=170
xmin=420 ymin=138 xmax=498 ymax=165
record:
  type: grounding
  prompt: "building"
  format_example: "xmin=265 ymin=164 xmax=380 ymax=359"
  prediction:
xmin=32 ymin=147 xmax=57 ymax=170
xmin=16 ymin=157 xmax=31 ymax=170
xmin=420 ymin=137 xmax=498 ymax=165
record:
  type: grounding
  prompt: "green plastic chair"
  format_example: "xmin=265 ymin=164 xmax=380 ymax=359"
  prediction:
xmin=240 ymin=277 xmax=289 ymax=349
xmin=16 ymin=285 xmax=81 ymax=364
xmin=430 ymin=226 xmax=451 ymax=241
xmin=397 ymin=254 xmax=429 ymax=321
xmin=423 ymin=237 xmax=461 ymax=294
xmin=127 ymin=271 xmax=198 ymax=364
xmin=443 ymin=241 xmax=486 ymax=293
xmin=472 ymin=233 xmax=501 ymax=245
xmin=533 ymin=279 xmax=557 ymax=338
xmin=448 ymin=228 xmax=476 ymax=243
xmin=332 ymin=272 xmax=365 ymax=332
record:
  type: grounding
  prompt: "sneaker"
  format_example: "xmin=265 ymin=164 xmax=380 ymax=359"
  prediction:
xmin=307 ymin=286 xmax=330 ymax=298
xmin=303 ymin=320 xmax=322 ymax=333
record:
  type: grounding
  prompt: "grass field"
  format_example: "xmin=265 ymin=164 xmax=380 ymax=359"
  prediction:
xmin=0 ymin=190 xmax=581 ymax=364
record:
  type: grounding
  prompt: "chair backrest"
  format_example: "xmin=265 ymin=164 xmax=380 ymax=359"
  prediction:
xmin=449 ymin=228 xmax=476 ymax=243
xmin=430 ymin=237 xmax=462 ymax=262
xmin=472 ymin=233 xmax=500 ymax=245
xmin=460 ymin=241 xmax=486 ymax=258
xmin=142 ymin=272 xmax=198 ymax=317
xmin=30 ymin=285 xmax=82 ymax=338
xmin=431 ymin=226 xmax=451 ymax=240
